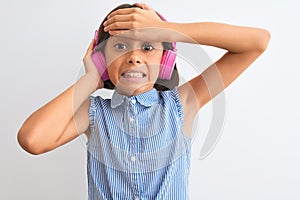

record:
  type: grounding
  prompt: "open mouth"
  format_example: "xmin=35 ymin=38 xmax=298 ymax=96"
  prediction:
xmin=121 ymin=71 xmax=147 ymax=78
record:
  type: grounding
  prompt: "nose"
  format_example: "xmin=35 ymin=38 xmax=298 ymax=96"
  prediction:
xmin=126 ymin=51 xmax=143 ymax=65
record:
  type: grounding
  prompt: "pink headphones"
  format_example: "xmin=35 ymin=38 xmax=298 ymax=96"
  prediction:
xmin=91 ymin=12 xmax=177 ymax=81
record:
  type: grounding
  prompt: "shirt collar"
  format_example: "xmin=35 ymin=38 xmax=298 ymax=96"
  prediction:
xmin=111 ymin=88 xmax=159 ymax=108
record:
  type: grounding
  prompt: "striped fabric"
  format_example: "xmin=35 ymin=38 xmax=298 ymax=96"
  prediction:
xmin=87 ymin=87 xmax=192 ymax=200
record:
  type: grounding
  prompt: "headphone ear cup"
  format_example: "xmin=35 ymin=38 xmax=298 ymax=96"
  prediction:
xmin=91 ymin=51 xmax=109 ymax=81
xmin=159 ymin=49 xmax=177 ymax=80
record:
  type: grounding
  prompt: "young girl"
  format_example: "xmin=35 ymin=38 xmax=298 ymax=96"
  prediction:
xmin=17 ymin=3 xmax=270 ymax=200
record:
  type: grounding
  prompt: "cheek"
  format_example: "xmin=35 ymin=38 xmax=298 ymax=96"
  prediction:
xmin=152 ymin=51 xmax=163 ymax=74
xmin=156 ymin=50 xmax=164 ymax=63
xmin=107 ymin=63 xmax=120 ymax=84
xmin=148 ymin=62 xmax=161 ymax=81
xmin=105 ymin=51 xmax=121 ymax=67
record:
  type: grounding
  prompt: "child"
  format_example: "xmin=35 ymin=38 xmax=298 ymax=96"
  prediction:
xmin=17 ymin=3 xmax=270 ymax=200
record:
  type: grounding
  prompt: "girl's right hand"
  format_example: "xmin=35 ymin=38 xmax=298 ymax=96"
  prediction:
xmin=83 ymin=39 xmax=104 ymax=89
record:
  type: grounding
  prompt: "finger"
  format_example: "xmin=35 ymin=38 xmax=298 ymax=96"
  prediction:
xmin=104 ymin=21 xmax=135 ymax=32
xmin=104 ymin=14 xmax=133 ymax=27
xmin=108 ymin=30 xmax=126 ymax=36
xmin=108 ymin=7 xmax=141 ymax=19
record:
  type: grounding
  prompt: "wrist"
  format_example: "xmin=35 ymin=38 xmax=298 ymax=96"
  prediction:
xmin=83 ymin=73 xmax=103 ymax=92
xmin=159 ymin=22 xmax=192 ymax=43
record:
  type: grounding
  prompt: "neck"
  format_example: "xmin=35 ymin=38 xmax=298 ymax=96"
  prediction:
xmin=117 ymin=84 xmax=154 ymax=97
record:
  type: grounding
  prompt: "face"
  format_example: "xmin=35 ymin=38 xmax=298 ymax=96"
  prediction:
xmin=104 ymin=35 xmax=163 ymax=96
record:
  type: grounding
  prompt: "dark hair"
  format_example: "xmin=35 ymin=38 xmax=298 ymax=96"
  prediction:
xmin=95 ymin=3 xmax=179 ymax=91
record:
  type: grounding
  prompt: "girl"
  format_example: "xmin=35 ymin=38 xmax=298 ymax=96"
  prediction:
xmin=17 ymin=3 xmax=270 ymax=200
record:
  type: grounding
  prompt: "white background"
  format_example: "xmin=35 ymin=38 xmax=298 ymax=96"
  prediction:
xmin=1 ymin=0 xmax=299 ymax=199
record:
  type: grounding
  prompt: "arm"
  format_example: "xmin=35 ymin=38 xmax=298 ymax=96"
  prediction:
xmin=165 ymin=22 xmax=271 ymax=110
xmin=17 ymin=40 xmax=103 ymax=155
xmin=104 ymin=4 xmax=270 ymax=115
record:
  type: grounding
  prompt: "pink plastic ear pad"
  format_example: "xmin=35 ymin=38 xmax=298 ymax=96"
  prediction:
xmin=91 ymin=51 xmax=109 ymax=81
xmin=91 ymin=30 xmax=110 ymax=81
xmin=91 ymin=11 xmax=177 ymax=81
xmin=159 ymin=49 xmax=177 ymax=80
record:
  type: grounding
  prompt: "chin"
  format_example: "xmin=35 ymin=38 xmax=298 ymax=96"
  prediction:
xmin=116 ymin=82 xmax=155 ymax=96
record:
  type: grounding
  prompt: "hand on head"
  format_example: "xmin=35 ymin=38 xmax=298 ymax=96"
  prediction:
xmin=103 ymin=3 xmax=166 ymax=42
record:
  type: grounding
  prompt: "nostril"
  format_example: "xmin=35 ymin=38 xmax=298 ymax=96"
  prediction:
xmin=128 ymin=55 xmax=142 ymax=64
xmin=128 ymin=60 xmax=141 ymax=64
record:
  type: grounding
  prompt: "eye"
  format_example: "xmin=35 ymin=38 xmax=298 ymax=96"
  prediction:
xmin=114 ymin=43 xmax=127 ymax=50
xmin=142 ymin=43 xmax=154 ymax=51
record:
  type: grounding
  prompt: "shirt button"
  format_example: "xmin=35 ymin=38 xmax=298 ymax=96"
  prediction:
xmin=130 ymin=117 xmax=134 ymax=122
xmin=131 ymin=156 xmax=137 ymax=162
xmin=131 ymin=99 xmax=136 ymax=104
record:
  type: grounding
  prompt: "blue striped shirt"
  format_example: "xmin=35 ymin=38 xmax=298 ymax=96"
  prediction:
xmin=87 ymin=87 xmax=191 ymax=200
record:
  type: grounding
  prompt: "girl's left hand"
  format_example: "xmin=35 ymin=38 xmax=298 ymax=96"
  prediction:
xmin=103 ymin=3 xmax=165 ymax=41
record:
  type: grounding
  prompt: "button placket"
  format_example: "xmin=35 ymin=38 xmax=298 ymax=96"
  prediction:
xmin=129 ymin=97 xmax=141 ymax=197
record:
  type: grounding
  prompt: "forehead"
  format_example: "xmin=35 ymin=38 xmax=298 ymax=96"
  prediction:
xmin=107 ymin=35 xmax=163 ymax=47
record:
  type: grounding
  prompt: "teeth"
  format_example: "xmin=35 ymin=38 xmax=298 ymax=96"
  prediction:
xmin=123 ymin=72 xmax=144 ymax=78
